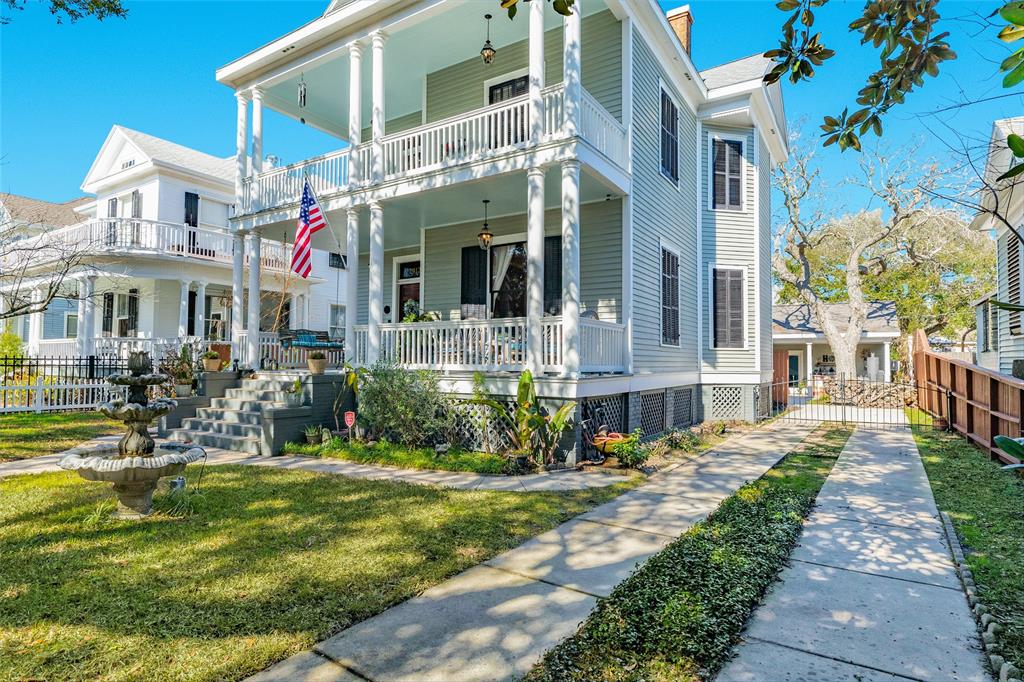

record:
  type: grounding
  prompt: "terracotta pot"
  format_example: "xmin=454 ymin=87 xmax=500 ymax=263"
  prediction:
xmin=592 ymin=433 xmax=629 ymax=455
xmin=307 ymin=358 xmax=328 ymax=375
xmin=202 ymin=358 xmax=221 ymax=372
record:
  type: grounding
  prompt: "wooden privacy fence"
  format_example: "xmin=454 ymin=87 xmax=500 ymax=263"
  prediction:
xmin=913 ymin=329 xmax=1021 ymax=465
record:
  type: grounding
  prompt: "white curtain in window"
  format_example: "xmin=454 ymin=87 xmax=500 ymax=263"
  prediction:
xmin=490 ymin=244 xmax=515 ymax=307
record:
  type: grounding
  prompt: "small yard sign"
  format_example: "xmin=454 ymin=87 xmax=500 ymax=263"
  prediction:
xmin=344 ymin=411 xmax=356 ymax=428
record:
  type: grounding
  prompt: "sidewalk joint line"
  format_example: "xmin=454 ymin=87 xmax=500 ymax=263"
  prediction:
xmin=311 ymin=649 xmax=376 ymax=682
xmin=790 ymin=553 xmax=961 ymax=591
xmin=481 ymin=564 xmax=605 ymax=599
xmin=576 ymin=517 xmax=680 ymax=539
xmin=816 ymin=512 xmax=944 ymax=536
xmin=745 ymin=636 xmax=927 ymax=681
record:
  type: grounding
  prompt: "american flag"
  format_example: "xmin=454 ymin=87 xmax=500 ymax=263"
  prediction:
xmin=290 ymin=179 xmax=327 ymax=278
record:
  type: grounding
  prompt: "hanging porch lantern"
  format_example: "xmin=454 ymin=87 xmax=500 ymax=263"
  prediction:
xmin=478 ymin=199 xmax=493 ymax=250
xmin=480 ymin=14 xmax=496 ymax=65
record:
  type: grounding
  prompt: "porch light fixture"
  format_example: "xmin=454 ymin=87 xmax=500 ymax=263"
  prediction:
xmin=480 ymin=14 xmax=496 ymax=65
xmin=478 ymin=199 xmax=493 ymax=250
xmin=297 ymin=74 xmax=307 ymax=109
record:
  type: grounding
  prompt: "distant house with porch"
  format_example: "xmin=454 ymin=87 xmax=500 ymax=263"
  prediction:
xmin=772 ymin=302 xmax=899 ymax=385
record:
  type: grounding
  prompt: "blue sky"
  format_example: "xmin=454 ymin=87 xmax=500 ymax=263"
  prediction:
xmin=1 ymin=0 xmax=1021 ymax=212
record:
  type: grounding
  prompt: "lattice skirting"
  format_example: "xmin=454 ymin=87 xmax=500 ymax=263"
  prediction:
xmin=638 ymin=390 xmax=667 ymax=437
xmin=709 ymin=385 xmax=745 ymax=421
xmin=671 ymin=387 xmax=694 ymax=428
xmin=448 ymin=401 xmax=514 ymax=453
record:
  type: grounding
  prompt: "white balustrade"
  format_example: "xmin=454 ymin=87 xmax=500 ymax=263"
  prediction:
xmin=92 ymin=336 xmax=204 ymax=360
xmin=352 ymin=316 xmax=624 ymax=374
xmin=36 ymin=339 xmax=78 ymax=356
xmin=580 ymin=90 xmax=628 ymax=168
xmin=235 ymin=331 xmax=345 ymax=369
xmin=243 ymin=148 xmax=351 ymax=214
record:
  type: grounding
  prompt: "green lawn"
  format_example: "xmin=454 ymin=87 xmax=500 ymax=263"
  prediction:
xmin=283 ymin=436 xmax=507 ymax=474
xmin=0 ymin=465 xmax=633 ymax=682
xmin=908 ymin=410 xmax=1024 ymax=671
xmin=528 ymin=425 xmax=851 ymax=682
xmin=0 ymin=412 xmax=121 ymax=462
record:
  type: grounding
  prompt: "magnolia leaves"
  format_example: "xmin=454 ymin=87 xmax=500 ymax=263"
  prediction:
xmin=998 ymin=133 xmax=1024 ymax=182
xmin=998 ymin=1 xmax=1024 ymax=87
xmin=764 ymin=0 xmax=956 ymax=153
xmin=500 ymin=0 xmax=574 ymax=20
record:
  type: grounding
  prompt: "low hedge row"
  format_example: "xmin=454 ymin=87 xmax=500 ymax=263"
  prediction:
xmin=528 ymin=428 xmax=848 ymax=681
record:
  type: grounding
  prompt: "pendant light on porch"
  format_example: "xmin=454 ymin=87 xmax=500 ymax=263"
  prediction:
xmin=297 ymin=73 xmax=308 ymax=109
xmin=480 ymin=14 xmax=496 ymax=65
xmin=478 ymin=199 xmax=493 ymax=250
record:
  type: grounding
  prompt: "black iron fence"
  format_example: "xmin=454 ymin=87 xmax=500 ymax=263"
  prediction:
xmin=0 ymin=355 xmax=132 ymax=414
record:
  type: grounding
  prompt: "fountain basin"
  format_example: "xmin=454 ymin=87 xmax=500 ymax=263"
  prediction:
xmin=60 ymin=444 xmax=205 ymax=519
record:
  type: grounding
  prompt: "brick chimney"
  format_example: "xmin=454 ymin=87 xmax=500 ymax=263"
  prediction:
xmin=666 ymin=5 xmax=693 ymax=56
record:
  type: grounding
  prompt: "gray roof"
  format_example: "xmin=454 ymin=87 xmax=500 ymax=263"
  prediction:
xmin=700 ymin=54 xmax=773 ymax=90
xmin=1 ymin=194 xmax=91 ymax=227
xmin=773 ymin=302 xmax=899 ymax=337
xmin=117 ymin=126 xmax=234 ymax=183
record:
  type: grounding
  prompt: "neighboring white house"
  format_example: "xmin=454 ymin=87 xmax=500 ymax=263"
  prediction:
xmin=1 ymin=126 xmax=347 ymax=360
xmin=772 ymin=302 xmax=899 ymax=385
xmin=972 ymin=117 xmax=1024 ymax=377
xmin=214 ymin=1 xmax=787 ymax=429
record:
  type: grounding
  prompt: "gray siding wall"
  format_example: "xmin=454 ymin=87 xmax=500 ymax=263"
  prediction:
xmin=356 ymin=245 xmax=420 ymax=325
xmin=43 ymin=298 xmax=75 ymax=339
xmin=361 ymin=110 xmax=423 ymax=141
xmin=700 ymin=123 xmax=759 ymax=375
xmin=628 ymin=33 xmax=699 ymax=375
xmin=421 ymin=199 xmax=621 ymax=322
xmin=996 ymin=231 xmax=1024 ymax=374
xmin=425 ymin=10 xmax=621 ymax=124
xmin=758 ymin=134 xmax=773 ymax=377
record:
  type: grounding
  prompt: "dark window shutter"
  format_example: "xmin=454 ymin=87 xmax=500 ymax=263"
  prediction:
xmin=660 ymin=91 xmax=678 ymax=182
xmin=661 ymin=248 xmax=680 ymax=345
xmin=102 ymin=293 xmax=114 ymax=335
xmin=544 ymin=235 xmax=562 ymax=315
xmin=184 ymin=192 xmax=199 ymax=227
xmin=107 ymin=198 xmax=118 ymax=218
xmin=461 ymin=246 xmax=487 ymax=318
xmin=713 ymin=268 xmax=744 ymax=348
xmin=130 ymin=190 xmax=142 ymax=219
xmin=127 ymin=289 xmax=139 ymax=336
xmin=187 ymin=290 xmax=197 ymax=336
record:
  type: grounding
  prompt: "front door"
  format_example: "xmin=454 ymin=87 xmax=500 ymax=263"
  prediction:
xmin=788 ymin=354 xmax=800 ymax=385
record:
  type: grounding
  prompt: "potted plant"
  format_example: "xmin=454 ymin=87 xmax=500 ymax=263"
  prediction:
xmin=201 ymin=350 xmax=221 ymax=372
xmin=162 ymin=347 xmax=194 ymax=398
xmin=307 ymin=350 xmax=327 ymax=375
xmin=304 ymin=424 xmax=324 ymax=444
xmin=285 ymin=378 xmax=303 ymax=407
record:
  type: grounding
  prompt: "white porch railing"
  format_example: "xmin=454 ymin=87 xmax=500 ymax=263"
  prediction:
xmin=238 ymin=84 xmax=627 ymax=217
xmin=36 ymin=339 xmax=78 ymax=356
xmin=352 ymin=316 xmax=624 ymax=374
xmin=20 ymin=219 xmax=291 ymax=272
xmin=1 ymin=377 xmax=121 ymax=414
xmin=92 ymin=336 xmax=205 ymax=360
xmin=236 ymin=331 xmax=345 ymax=369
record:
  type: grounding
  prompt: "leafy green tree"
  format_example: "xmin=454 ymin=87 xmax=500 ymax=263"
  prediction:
xmin=1 ymin=0 xmax=126 ymax=25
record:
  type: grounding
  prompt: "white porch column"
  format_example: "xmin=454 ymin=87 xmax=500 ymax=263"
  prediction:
xmin=231 ymin=230 xmax=246 ymax=358
xmin=302 ymin=294 xmax=310 ymax=329
xmin=348 ymin=40 xmax=363 ymax=187
xmin=247 ymin=232 xmax=262 ymax=366
xmin=561 ymin=160 xmax=581 ymax=377
xmin=371 ymin=30 xmax=387 ymax=183
xmin=76 ymin=280 xmax=88 ymax=356
xmin=290 ymin=293 xmax=301 ymax=330
xmin=528 ymin=0 xmax=545 ymax=144
xmin=367 ymin=202 xmax=384 ymax=363
xmin=563 ymin=0 xmax=582 ymax=137
xmin=883 ymin=341 xmax=892 ymax=383
xmin=234 ymin=91 xmax=249 ymax=212
xmin=526 ymin=167 xmax=546 ymax=374
xmin=345 ymin=208 xmax=359 ymax=363
xmin=805 ymin=342 xmax=813 ymax=384
xmin=82 ymin=275 xmax=97 ymax=355
xmin=177 ymin=280 xmax=191 ymax=338
xmin=195 ymin=281 xmax=207 ymax=339
xmin=251 ymin=87 xmax=264 ymax=175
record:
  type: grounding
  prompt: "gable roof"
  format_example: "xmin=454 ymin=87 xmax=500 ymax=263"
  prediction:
xmin=700 ymin=54 xmax=773 ymax=90
xmin=1 ymin=194 xmax=91 ymax=228
xmin=773 ymin=302 xmax=899 ymax=337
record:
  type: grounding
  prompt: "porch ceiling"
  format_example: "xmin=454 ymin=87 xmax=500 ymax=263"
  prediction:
xmin=304 ymin=166 xmax=620 ymax=253
xmin=262 ymin=0 xmax=612 ymax=140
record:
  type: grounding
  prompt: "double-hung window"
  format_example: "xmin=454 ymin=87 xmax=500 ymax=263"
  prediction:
xmin=712 ymin=138 xmax=743 ymax=210
xmin=660 ymin=90 xmax=679 ymax=184
xmin=661 ymin=246 xmax=680 ymax=346
xmin=712 ymin=266 xmax=745 ymax=349
xmin=1008 ymin=237 xmax=1022 ymax=335
xmin=329 ymin=252 xmax=347 ymax=269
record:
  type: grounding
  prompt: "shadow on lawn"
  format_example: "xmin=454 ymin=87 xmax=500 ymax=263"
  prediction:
xmin=0 ymin=465 xmax=599 ymax=647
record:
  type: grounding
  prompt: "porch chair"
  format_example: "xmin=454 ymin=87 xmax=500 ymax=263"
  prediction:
xmin=279 ymin=329 xmax=345 ymax=351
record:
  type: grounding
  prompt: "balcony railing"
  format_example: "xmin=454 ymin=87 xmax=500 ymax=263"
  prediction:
xmin=236 ymin=331 xmax=345 ymax=369
xmin=351 ymin=315 xmax=625 ymax=374
xmin=15 ymin=219 xmax=291 ymax=272
xmin=240 ymin=84 xmax=627 ymax=216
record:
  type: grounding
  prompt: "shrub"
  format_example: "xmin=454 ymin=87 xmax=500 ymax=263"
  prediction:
xmin=664 ymin=428 xmax=702 ymax=452
xmin=307 ymin=350 xmax=326 ymax=360
xmin=201 ymin=350 xmax=219 ymax=360
xmin=0 ymin=330 xmax=25 ymax=360
xmin=611 ymin=429 xmax=650 ymax=469
xmin=356 ymin=360 xmax=454 ymax=447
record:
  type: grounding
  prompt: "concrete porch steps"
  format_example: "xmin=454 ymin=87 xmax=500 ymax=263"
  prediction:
xmin=180 ymin=417 xmax=262 ymax=438
xmin=167 ymin=429 xmax=263 ymax=455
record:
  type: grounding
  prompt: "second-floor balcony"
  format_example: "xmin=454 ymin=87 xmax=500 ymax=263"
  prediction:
xmin=10 ymin=218 xmax=292 ymax=272
xmin=240 ymin=84 xmax=625 ymax=216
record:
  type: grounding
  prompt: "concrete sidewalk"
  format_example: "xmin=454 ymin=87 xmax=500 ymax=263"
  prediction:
xmin=247 ymin=420 xmax=818 ymax=682
xmin=719 ymin=428 xmax=988 ymax=682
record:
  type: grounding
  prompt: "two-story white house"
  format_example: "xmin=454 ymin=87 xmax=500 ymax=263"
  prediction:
xmin=2 ymin=126 xmax=347 ymax=363
xmin=973 ymin=117 xmax=1024 ymax=377
xmin=216 ymin=0 xmax=787 ymax=434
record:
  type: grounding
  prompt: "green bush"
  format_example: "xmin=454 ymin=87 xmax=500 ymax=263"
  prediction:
xmin=663 ymin=428 xmax=702 ymax=452
xmin=611 ymin=429 xmax=650 ymax=469
xmin=356 ymin=360 xmax=454 ymax=447
xmin=528 ymin=482 xmax=817 ymax=681
xmin=0 ymin=329 xmax=24 ymax=360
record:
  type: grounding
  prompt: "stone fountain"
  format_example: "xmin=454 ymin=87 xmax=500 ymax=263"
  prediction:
xmin=59 ymin=351 xmax=204 ymax=519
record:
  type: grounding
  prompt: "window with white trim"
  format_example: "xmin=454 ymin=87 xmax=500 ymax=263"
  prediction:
xmin=660 ymin=90 xmax=679 ymax=184
xmin=712 ymin=267 xmax=745 ymax=349
xmin=661 ymin=247 xmax=680 ymax=346
xmin=329 ymin=304 xmax=345 ymax=339
xmin=329 ymin=252 xmax=347 ymax=269
xmin=712 ymin=138 xmax=743 ymax=210
xmin=64 ymin=312 xmax=78 ymax=338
